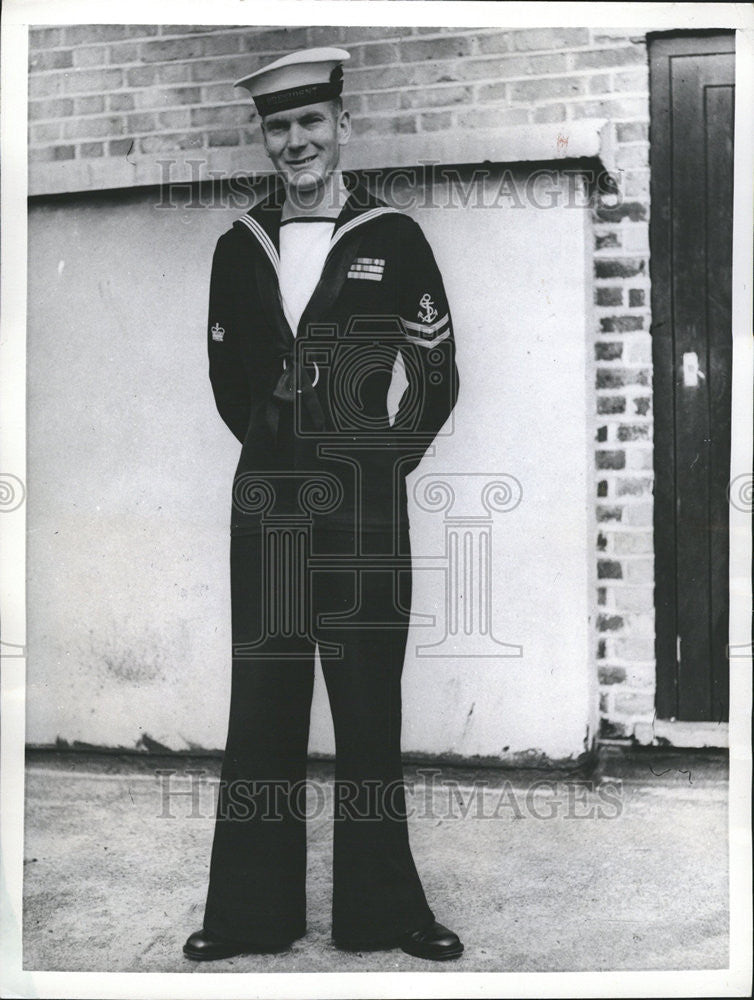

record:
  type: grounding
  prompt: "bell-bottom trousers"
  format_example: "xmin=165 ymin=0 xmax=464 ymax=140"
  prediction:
xmin=202 ymin=524 xmax=434 ymax=948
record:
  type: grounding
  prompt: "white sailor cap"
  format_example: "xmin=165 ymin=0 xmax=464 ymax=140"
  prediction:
xmin=234 ymin=46 xmax=350 ymax=117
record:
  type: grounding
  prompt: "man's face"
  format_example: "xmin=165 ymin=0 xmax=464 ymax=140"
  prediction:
xmin=261 ymin=101 xmax=351 ymax=194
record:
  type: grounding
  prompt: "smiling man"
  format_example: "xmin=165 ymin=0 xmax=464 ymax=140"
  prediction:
xmin=183 ymin=47 xmax=462 ymax=964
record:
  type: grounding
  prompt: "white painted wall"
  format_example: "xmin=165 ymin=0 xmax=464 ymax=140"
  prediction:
xmin=26 ymin=167 xmax=596 ymax=761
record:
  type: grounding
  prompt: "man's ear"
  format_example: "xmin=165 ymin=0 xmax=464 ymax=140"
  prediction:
xmin=337 ymin=109 xmax=352 ymax=147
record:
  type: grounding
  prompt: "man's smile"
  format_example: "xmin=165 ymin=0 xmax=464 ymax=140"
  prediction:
xmin=286 ymin=154 xmax=318 ymax=166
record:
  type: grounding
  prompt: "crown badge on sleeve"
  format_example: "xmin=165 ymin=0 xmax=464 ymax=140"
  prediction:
xmin=211 ymin=322 xmax=225 ymax=342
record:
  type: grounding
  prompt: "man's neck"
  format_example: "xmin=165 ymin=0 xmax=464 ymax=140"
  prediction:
xmin=281 ymin=171 xmax=349 ymax=221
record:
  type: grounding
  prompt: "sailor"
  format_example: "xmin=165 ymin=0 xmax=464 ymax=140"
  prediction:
xmin=183 ymin=46 xmax=463 ymax=963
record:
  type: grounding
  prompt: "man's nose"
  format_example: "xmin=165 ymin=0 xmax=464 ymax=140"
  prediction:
xmin=286 ymin=123 xmax=307 ymax=150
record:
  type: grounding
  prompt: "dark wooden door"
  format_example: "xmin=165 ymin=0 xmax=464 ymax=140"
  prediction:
xmin=649 ymin=32 xmax=735 ymax=722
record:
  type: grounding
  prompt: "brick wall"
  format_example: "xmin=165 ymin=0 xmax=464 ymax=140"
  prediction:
xmin=28 ymin=24 xmax=655 ymax=743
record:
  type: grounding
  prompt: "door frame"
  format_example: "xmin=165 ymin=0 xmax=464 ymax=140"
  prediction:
xmin=648 ymin=30 xmax=736 ymax=721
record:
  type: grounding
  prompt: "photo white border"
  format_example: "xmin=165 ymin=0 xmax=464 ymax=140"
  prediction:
xmin=2 ymin=2 xmax=752 ymax=997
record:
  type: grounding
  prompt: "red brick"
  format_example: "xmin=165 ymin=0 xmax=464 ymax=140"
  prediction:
xmin=613 ymin=691 xmax=654 ymax=715
xmin=617 ymin=424 xmax=651 ymax=442
xmin=600 ymin=315 xmax=644 ymax=332
xmin=141 ymin=37 xmax=205 ymax=63
xmin=343 ymin=26 xmax=414 ymax=43
xmin=74 ymin=95 xmax=106 ymax=116
xmin=570 ymin=97 xmax=648 ymax=119
xmin=207 ymin=129 xmax=241 ymax=147
xmin=401 ymin=85 xmax=473 ymax=108
xmin=598 ymin=666 xmax=626 ymax=685
xmin=595 ymin=231 xmax=621 ymax=249
xmin=188 ymin=56 xmax=252 ymax=85
xmin=588 ymin=73 xmax=615 ymax=95
xmin=533 ymin=104 xmax=567 ymax=123
xmin=597 ymin=396 xmax=626 ymax=415
xmin=134 ymin=86 xmax=202 ymax=109
xmin=239 ymin=27 xmax=309 ymax=52
xmin=307 ymin=27 xmax=347 ymax=46
xmin=352 ymin=42 xmax=401 ymax=67
xmin=139 ymin=132 xmax=205 ymax=153
xmin=64 ymin=68 xmax=124 ymax=94
xmin=595 ymin=342 xmax=623 ymax=361
xmin=200 ymin=82 xmax=245 ymax=104
xmin=597 ymin=506 xmax=623 ymax=523
xmin=595 ymin=257 xmax=645 ymax=278
xmin=363 ymin=91 xmax=402 ymax=112
xmin=29 ymin=147 xmax=58 ymax=163
xmin=598 ymin=560 xmax=623 ymax=579
xmin=596 ymin=287 xmax=623 ymax=307
xmin=29 ymin=27 xmax=63 ymax=48
xmin=158 ymin=109 xmax=192 ymax=129
xmin=79 ymin=141 xmax=105 ymax=157
xmin=29 ymin=122 xmax=62 ymax=143
xmin=616 ymin=477 xmax=652 ymax=496
xmin=108 ymin=41 xmax=143 ymax=64
xmin=29 ymin=50 xmax=74 ymax=72
xmin=477 ymin=81 xmax=507 ymax=103
xmin=64 ymin=25 xmax=133 ymax=45
xmin=108 ymin=138 xmax=135 ymax=157
xmin=511 ymin=28 xmax=590 ymax=51
xmin=572 ymin=46 xmax=646 ymax=69
xmin=598 ymin=613 xmax=624 ymax=632
xmin=420 ymin=111 xmax=454 ymax=132
xmin=62 ymin=115 xmax=126 ymax=140
xmin=455 ymin=106 xmax=529 ymax=129
xmin=159 ymin=25 xmax=230 ymax=36
xmin=190 ymin=105 xmax=248 ymax=128
xmin=108 ymin=93 xmax=135 ymax=112
xmin=28 ymin=98 xmax=74 ymax=120
xmin=617 ymin=121 xmax=648 ymax=142
xmin=400 ymin=36 xmax=473 ymax=62
xmin=347 ymin=65 xmax=414 ymax=92
xmin=508 ymin=76 xmax=588 ymax=102
xmin=596 ymin=450 xmax=626 ymax=470
xmin=614 ymin=69 xmax=650 ymax=91
xmin=72 ymin=46 xmax=108 ymax=69
xmin=596 ymin=367 xmax=650 ymax=389
xmin=202 ymin=34 xmax=242 ymax=57
xmin=29 ymin=73 xmax=66 ymax=99
xmin=352 ymin=115 xmax=417 ymax=136
xmin=127 ymin=63 xmax=192 ymax=87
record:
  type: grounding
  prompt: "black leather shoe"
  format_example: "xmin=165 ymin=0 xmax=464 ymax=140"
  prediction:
xmin=182 ymin=928 xmax=293 ymax=961
xmin=398 ymin=920 xmax=464 ymax=961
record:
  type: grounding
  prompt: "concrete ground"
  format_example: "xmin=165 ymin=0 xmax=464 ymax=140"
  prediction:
xmin=22 ymin=747 xmax=728 ymax=973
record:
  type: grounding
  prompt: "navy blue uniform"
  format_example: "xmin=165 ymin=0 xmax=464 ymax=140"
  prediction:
xmin=202 ymin=174 xmax=460 ymax=948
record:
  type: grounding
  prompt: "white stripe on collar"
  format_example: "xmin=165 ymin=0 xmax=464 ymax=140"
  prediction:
xmin=236 ymin=205 xmax=404 ymax=274
xmin=236 ymin=215 xmax=280 ymax=277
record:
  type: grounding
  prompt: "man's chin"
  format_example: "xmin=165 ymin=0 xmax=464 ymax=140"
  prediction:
xmin=286 ymin=169 xmax=325 ymax=195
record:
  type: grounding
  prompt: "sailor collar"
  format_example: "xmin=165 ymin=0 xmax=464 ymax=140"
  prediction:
xmin=233 ymin=174 xmax=401 ymax=279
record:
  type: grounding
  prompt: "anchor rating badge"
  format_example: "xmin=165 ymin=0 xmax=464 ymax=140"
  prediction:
xmin=417 ymin=292 xmax=438 ymax=325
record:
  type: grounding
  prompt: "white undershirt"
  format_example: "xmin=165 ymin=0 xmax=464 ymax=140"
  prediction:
xmin=279 ymin=220 xmax=336 ymax=336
